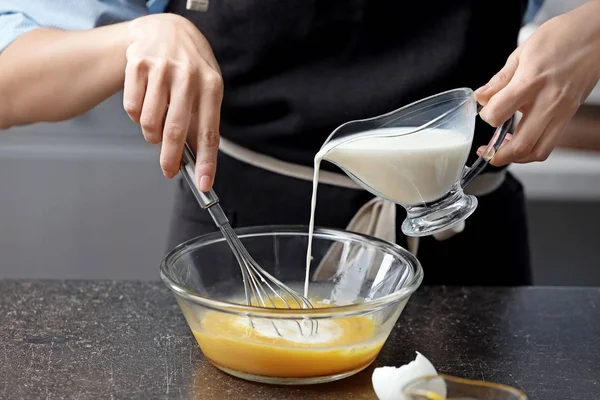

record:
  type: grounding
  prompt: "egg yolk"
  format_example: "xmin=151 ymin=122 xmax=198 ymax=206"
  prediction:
xmin=192 ymin=300 xmax=385 ymax=378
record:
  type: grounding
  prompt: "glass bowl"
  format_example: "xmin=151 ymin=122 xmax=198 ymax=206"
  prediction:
xmin=160 ymin=225 xmax=423 ymax=385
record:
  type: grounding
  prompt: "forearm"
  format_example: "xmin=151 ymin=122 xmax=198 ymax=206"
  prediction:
xmin=0 ymin=23 xmax=131 ymax=129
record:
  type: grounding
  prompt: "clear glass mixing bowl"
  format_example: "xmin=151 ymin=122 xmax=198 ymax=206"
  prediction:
xmin=160 ymin=225 xmax=423 ymax=385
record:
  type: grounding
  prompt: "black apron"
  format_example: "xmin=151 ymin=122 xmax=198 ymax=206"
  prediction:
xmin=165 ymin=0 xmax=532 ymax=286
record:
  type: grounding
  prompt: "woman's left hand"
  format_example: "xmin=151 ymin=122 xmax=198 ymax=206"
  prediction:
xmin=474 ymin=0 xmax=600 ymax=166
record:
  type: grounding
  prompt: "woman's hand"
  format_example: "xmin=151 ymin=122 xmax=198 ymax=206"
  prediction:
xmin=124 ymin=14 xmax=223 ymax=191
xmin=474 ymin=0 xmax=600 ymax=166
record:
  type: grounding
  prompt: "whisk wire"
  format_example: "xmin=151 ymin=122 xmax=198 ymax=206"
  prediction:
xmin=180 ymin=142 xmax=318 ymax=337
xmin=223 ymin=224 xmax=313 ymax=336
xmin=229 ymin=227 xmax=319 ymax=335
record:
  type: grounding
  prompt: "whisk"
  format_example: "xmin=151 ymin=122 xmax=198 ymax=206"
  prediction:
xmin=179 ymin=143 xmax=318 ymax=336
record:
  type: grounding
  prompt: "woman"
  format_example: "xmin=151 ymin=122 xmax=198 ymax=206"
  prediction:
xmin=0 ymin=1 xmax=598 ymax=286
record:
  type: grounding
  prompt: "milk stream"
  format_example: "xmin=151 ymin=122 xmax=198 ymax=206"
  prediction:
xmin=305 ymin=127 xmax=471 ymax=296
xmin=304 ymin=164 xmax=320 ymax=298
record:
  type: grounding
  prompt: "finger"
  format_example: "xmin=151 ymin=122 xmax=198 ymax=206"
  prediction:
xmin=477 ymin=133 xmax=513 ymax=157
xmin=512 ymin=118 xmax=557 ymax=164
xmin=139 ymin=65 xmax=169 ymax=145
xmin=159 ymin=75 xmax=196 ymax=178
xmin=123 ymin=60 xmax=148 ymax=123
xmin=490 ymin=99 xmax=552 ymax=166
xmin=515 ymin=108 xmax=576 ymax=163
xmin=195 ymin=68 xmax=224 ymax=192
xmin=474 ymin=48 xmax=521 ymax=106
xmin=479 ymin=75 xmax=531 ymax=128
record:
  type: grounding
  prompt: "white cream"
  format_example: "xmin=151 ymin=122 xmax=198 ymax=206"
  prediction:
xmin=234 ymin=317 xmax=343 ymax=345
xmin=322 ymin=127 xmax=471 ymax=206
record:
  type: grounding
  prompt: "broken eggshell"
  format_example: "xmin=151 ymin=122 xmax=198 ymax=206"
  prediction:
xmin=371 ymin=352 xmax=447 ymax=400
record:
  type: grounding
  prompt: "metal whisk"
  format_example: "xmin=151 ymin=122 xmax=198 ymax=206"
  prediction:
xmin=179 ymin=143 xmax=318 ymax=336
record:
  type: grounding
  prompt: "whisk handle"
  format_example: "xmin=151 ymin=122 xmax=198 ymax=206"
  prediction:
xmin=180 ymin=143 xmax=219 ymax=209
xmin=179 ymin=143 xmax=230 ymax=228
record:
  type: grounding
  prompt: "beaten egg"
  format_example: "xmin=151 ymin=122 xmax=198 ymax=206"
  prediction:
xmin=192 ymin=299 xmax=385 ymax=378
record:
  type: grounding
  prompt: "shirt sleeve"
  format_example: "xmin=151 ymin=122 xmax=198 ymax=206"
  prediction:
xmin=0 ymin=10 xmax=40 ymax=52
xmin=0 ymin=1 xmax=154 ymax=53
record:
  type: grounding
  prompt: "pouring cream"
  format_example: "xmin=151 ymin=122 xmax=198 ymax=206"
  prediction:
xmin=305 ymin=127 xmax=471 ymax=295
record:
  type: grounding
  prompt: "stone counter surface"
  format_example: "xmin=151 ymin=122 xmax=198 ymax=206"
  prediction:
xmin=0 ymin=281 xmax=598 ymax=400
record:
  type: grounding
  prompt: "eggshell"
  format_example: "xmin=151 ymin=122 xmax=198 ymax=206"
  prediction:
xmin=371 ymin=352 xmax=447 ymax=400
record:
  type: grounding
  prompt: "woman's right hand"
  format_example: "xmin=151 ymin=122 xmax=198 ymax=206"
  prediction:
xmin=123 ymin=14 xmax=223 ymax=192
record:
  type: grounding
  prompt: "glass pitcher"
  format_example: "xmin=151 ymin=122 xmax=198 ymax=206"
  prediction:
xmin=402 ymin=374 xmax=528 ymax=400
xmin=317 ymin=88 xmax=513 ymax=237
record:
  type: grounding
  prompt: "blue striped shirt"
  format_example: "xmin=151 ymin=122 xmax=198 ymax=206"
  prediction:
xmin=0 ymin=0 xmax=169 ymax=52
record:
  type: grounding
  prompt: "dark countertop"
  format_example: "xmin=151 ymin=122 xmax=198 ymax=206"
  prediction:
xmin=0 ymin=281 xmax=598 ymax=400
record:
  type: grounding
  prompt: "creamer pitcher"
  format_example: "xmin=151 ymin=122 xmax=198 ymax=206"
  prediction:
xmin=316 ymin=88 xmax=514 ymax=237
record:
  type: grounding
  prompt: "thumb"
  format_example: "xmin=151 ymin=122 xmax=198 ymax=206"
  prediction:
xmin=474 ymin=48 xmax=521 ymax=106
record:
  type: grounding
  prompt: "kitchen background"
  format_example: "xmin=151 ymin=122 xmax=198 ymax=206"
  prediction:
xmin=1 ymin=1 xmax=599 ymax=285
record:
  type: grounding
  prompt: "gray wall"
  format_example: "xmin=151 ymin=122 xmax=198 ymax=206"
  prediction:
xmin=0 ymin=93 xmax=599 ymax=286
xmin=0 ymin=93 xmax=176 ymax=281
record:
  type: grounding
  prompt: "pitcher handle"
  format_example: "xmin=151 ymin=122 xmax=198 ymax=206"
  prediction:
xmin=461 ymin=103 xmax=514 ymax=189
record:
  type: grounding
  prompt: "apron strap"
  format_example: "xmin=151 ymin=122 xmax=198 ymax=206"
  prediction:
xmin=220 ymin=137 xmax=360 ymax=190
